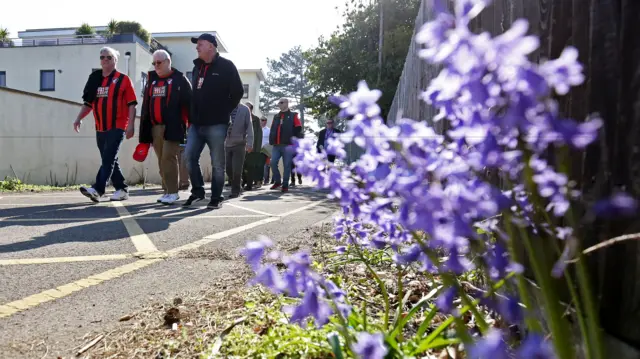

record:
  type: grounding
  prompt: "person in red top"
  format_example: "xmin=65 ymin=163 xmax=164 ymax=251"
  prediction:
xmin=268 ymin=98 xmax=303 ymax=192
xmin=139 ymin=50 xmax=192 ymax=205
xmin=73 ymin=46 xmax=138 ymax=202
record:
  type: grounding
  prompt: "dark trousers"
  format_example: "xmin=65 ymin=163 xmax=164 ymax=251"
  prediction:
xmin=225 ymin=145 xmax=246 ymax=195
xmin=92 ymin=129 xmax=127 ymax=195
xmin=243 ymin=152 xmax=266 ymax=187
xmin=290 ymin=161 xmax=302 ymax=184
xmin=263 ymin=155 xmax=271 ymax=182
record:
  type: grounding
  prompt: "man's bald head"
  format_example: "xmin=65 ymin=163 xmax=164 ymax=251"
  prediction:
xmin=277 ymin=98 xmax=289 ymax=112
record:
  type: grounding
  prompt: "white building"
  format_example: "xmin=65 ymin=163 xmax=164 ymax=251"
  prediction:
xmin=0 ymin=26 xmax=266 ymax=117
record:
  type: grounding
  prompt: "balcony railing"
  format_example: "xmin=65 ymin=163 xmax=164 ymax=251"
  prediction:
xmin=0 ymin=34 xmax=158 ymax=52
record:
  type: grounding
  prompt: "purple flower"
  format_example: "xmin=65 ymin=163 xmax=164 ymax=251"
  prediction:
xmin=435 ymin=286 xmax=458 ymax=314
xmin=592 ymin=192 xmax=638 ymax=218
xmin=539 ymin=46 xmax=585 ymax=96
xmin=351 ymin=332 xmax=388 ymax=359
xmin=241 ymin=236 xmax=273 ymax=270
xmin=467 ymin=329 xmax=509 ymax=359
xmin=330 ymin=81 xmax=382 ymax=120
xmin=517 ymin=334 xmax=557 ymax=359
xmin=287 ymin=283 xmax=333 ymax=327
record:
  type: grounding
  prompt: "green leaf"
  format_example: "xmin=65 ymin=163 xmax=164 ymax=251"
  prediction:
xmin=389 ymin=286 xmax=442 ymax=340
xmin=328 ymin=333 xmax=344 ymax=359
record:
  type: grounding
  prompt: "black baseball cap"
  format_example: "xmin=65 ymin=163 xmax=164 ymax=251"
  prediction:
xmin=191 ymin=33 xmax=218 ymax=47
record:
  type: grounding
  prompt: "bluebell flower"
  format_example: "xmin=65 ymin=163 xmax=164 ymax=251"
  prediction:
xmin=517 ymin=334 xmax=557 ymax=359
xmin=351 ymin=332 xmax=388 ymax=359
xmin=592 ymin=192 xmax=638 ymax=218
xmin=240 ymin=236 xmax=273 ymax=271
xmin=467 ymin=328 xmax=509 ymax=359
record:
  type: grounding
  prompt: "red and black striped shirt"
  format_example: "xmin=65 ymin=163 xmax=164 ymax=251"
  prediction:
xmin=147 ymin=72 xmax=175 ymax=125
xmin=83 ymin=70 xmax=137 ymax=132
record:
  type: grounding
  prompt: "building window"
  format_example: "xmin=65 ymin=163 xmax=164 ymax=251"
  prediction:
xmin=242 ymin=84 xmax=249 ymax=99
xmin=40 ymin=70 xmax=55 ymax=91
xmin=0 ymin=71 xmax=6 ymax=87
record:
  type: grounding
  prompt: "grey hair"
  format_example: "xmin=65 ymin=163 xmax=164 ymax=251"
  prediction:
xmin=153 ymin=49 xmax=171 ymax=65
xmin=99 ymin=46 xmax=119 ymax=62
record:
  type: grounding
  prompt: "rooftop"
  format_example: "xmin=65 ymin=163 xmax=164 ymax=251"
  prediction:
xmin=13 ymin=27 xmax=228 ymax=52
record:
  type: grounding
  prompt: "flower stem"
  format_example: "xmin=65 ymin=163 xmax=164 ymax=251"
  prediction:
xmin=517 ymin=225 xmax=575 ymax=359
xmin=356 ymin=249 xmax=390 ymax=330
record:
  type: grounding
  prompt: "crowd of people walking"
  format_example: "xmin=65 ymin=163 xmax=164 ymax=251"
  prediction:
xmin=73 ymin=33 xmax=339 ymax=209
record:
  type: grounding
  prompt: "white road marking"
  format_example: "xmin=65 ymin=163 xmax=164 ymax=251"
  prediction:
xmin=111 ymin=202 xmax=158 ymax=253
xmin=166 ymin=199 xmax=329 ymax=254
xmin=0 ymin=215 xmax=268 ymax=222
xmin=225 ymin=202 xmax=275 ymax=217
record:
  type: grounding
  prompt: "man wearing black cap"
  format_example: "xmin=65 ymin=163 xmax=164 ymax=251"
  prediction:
xmin=183 ymin=33 xmax=244 ymax=209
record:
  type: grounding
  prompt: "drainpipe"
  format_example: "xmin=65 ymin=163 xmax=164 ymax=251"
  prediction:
xmin=124 ymin=51 xmax=131 ymax=76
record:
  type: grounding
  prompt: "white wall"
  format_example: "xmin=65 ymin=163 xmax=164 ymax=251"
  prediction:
xmin=238 ymin=71 xmax=263 ymax=118
xmin=0 ymin=87 xmax=220 ymax=186
xmin=0 ymin=43 xmax=152 ymax=116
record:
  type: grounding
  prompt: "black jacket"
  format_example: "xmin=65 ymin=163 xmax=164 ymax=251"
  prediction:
xmin=317 ymin=127 xmax=343 ymax=152
xmin=139 ymin=68 xmax=192 ymax=144
xmin=190 ymin=54 xmax=244 ymax=127
xmin=269 ymin=110 xmax=303 ymax=146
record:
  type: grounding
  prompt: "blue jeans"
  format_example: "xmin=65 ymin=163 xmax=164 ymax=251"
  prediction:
xmin=271 ymin=145 xmax=294 ymax=187
xmin=93 ymin=129 xmax=127 ymax=195
xmin=185 ymin=124 xmax=228 ymax=199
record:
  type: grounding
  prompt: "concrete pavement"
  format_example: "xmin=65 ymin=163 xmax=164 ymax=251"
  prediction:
xmin=0 ymin=184 xmax=337 ymax=358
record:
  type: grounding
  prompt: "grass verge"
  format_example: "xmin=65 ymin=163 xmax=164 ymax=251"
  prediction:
xmin=53 ymin=224 xmax=503 ymax=358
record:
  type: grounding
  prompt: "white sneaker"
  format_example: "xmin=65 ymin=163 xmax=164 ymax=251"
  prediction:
xmin=157 ymin=194 xmax=168 ymax=203
xmin=161 ymin=193 xmax=180 ymax=205
xmin=80 ymin=186 xmax=100 ymax=203
xmin=110 ymin=189 xmax=129 ymax=201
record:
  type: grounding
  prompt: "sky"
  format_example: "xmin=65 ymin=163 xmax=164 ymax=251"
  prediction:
xmin=0 ymin=0 xmax=347 ymax=71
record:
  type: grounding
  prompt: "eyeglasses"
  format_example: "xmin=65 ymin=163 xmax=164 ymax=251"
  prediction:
xmin=100 ymin=55 xmax=113 ymax=60
xmin=152 ymin=60 xmax=165 ymax=66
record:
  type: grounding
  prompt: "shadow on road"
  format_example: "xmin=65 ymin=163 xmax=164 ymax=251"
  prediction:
xmin=0 ymin=186 xmax=337 ymax=254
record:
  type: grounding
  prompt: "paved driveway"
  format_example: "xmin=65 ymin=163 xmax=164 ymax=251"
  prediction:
xmin=0 ymin=185 xmax=337 ymax=357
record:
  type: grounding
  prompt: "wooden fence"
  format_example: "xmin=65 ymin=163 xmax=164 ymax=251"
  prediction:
xmin=388 ymin=0 xmax=640 ymax=351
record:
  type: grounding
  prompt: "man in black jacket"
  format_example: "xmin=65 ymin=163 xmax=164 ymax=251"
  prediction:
xmin=139 ymin=50 xmax=192 ymax=205
xmin=183 ymin=33 xmax=244 ymax=209
xmin=316 ymin=118 xmax=342 ymax=163
xmin=269 ymin=98 xmax=303 ymax=193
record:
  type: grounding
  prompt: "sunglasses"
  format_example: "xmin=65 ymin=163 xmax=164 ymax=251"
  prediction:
xmin=100 ymin=55 xmax=113 ymax=60
xmin=152 ymin=60 xmax=165 ymax=66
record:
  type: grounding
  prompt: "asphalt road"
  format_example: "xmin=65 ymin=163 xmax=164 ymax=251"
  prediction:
xmin=0 ymin=184 xmax=338 ymax=358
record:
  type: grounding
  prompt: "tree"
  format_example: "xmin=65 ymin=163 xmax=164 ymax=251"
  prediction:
xmin=260 ymin=46 xmax=313 ymax=130
xmin=75 ymin=23 xmax=95 ymax=37
xmin=117 ymin=21 xmax=150 ymax=44
xmin=0 ymin=27 xmax=9 ymax=43
xmin=304 ymin=0 xmax=420 ymax=120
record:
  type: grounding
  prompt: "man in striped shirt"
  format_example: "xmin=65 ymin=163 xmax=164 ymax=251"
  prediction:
xmin=74 ymin=46 xmax=138 ymax=202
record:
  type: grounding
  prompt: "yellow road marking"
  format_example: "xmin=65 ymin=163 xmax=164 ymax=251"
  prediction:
xmin=0 ymin=254 xmax=131 ymax=265
xmin=0 ymin=199 xmax=330 ymax=319
xmin=111 ymin=201 xmax=158 ymax=253
xmin=0 ymin=259 xmax=161 ymax=318
xmin=225 ymin=202 xmax=276 ymax=217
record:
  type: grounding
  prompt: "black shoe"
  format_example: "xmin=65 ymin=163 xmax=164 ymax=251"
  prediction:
xmin=207 ymin=198 xmax=221 ymax=209
xmin=290 ymin=182 xmax=296 ymax=187
xmin=229 ymin=193 xmax=240 ymax=199
xmin=182 ymin=195 xmax=204 ymax=207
